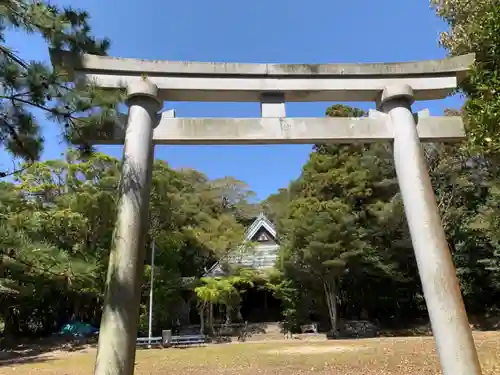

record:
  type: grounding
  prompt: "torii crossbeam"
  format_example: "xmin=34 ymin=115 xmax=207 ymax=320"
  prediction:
xmin=51 ymin=51 xmax=481 ymax=375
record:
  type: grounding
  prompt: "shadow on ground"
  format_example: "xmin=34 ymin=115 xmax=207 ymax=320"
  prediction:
xmin=0 ymin=335 xmax=97 ymax=367
xmin=378 ymin=314 xmax=500 ymax=337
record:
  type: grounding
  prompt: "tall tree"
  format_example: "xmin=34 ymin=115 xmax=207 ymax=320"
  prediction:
xmin=281 ymin=197 xmax=366 ymax=334
xmin=0 ymin=0 xmax=122 ymax=176
xmin=277 ymin=105 xmax=404 ymax=333
xmin=431 ymin=0 xmax=500 ymax=152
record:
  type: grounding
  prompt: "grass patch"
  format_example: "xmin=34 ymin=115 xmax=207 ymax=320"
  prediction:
xmin=1 ymin=331 xmax=499 ymax=374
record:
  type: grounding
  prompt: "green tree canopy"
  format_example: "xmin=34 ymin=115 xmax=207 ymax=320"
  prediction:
xmin=431 ymin=0 xmax=500 ymax=152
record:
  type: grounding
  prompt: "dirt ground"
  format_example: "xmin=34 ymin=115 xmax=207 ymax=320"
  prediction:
xmin=265 ymin=344 xmax=370 ymax=354
xmin=1 ymin=331 xmax=499 ymax=375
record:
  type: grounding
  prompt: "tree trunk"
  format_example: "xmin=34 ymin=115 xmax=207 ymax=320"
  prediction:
xmin=323 ymin=278 xmax=338 ymax=336
xmin=185 ymin=296 xmax=192 ymax=325
xmin=199 ymin=304 xmax=205 ymax=334
xmin=2 ymin=306 xmax=19 ymax=348
xmin=225 ymin=305 xmax=231 ymax=324
xmin=208 ymin=302 xmax=214 ymax=335
xmin=236 ymin=305 xmax=242 ymax=322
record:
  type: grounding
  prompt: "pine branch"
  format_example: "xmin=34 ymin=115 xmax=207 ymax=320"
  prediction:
xmin=0 ymin=0 xmax=119 ymax=176
xmin=1 ymin=248 xmax=96 ymax=288
xmin=2 ymin=250 xmax=64 ymax=278
xmin=0 ymin=44 xmax=28 ymax=69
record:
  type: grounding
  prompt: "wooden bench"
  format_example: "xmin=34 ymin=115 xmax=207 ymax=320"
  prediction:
xmin=169 ymin=334 xmax=206 ymax=347
xmin=300 ymin=323 xmax=319 ymax=334
xmin=136 ymin=334 xmax=206 ymax=348
xmin=136 ymin=336 xmax=162 ymax=347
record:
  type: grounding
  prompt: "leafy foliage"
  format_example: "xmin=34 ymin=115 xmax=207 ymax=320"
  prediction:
xmin=264 ymin=103 xmax=500 ymax=333
xmin=0 ymin=0 xmax=123 ymax=176
xmin=431 ymin=0 xmax=500 ymax=152
xmin=3 ymin=2 xmax=500 ymax=344
xmin=0 ymin=153 xmax=254 ymax=340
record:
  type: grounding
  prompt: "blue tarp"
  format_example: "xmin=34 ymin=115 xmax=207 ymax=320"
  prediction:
xmin=59 ymin=320 xmax=98 ymax=337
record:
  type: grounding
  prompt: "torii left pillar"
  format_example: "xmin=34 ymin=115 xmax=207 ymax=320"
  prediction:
xmin=94 ymin=79 xmax=160 ymax=375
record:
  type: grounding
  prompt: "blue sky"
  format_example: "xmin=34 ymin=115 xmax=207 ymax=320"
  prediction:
xmin=2 ymin=0 xmax=458 ymax=200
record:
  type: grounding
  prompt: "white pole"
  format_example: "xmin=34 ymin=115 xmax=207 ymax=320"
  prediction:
xmin=379 ymin=84 xmax=482 ymax=375
xmin=148 ymin=238 xmax=155 ymax=348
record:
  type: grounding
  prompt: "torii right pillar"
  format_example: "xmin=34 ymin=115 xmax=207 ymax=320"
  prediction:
xmin=379 ymin=84 xmax=482 ymax=375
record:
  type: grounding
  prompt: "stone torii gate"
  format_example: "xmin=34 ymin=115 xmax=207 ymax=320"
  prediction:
xmin=52 ymin=51 xmax=481 ymax=375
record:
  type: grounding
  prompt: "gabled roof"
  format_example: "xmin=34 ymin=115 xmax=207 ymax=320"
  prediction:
xmin=203 ymin=212 xmax=277 ymax=277
xmin=244 ymin=212 xmax=277 ymax=241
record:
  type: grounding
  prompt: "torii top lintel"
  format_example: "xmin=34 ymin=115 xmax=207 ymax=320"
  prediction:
xmin=51 ymin=51 xmax=474 ymax=103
